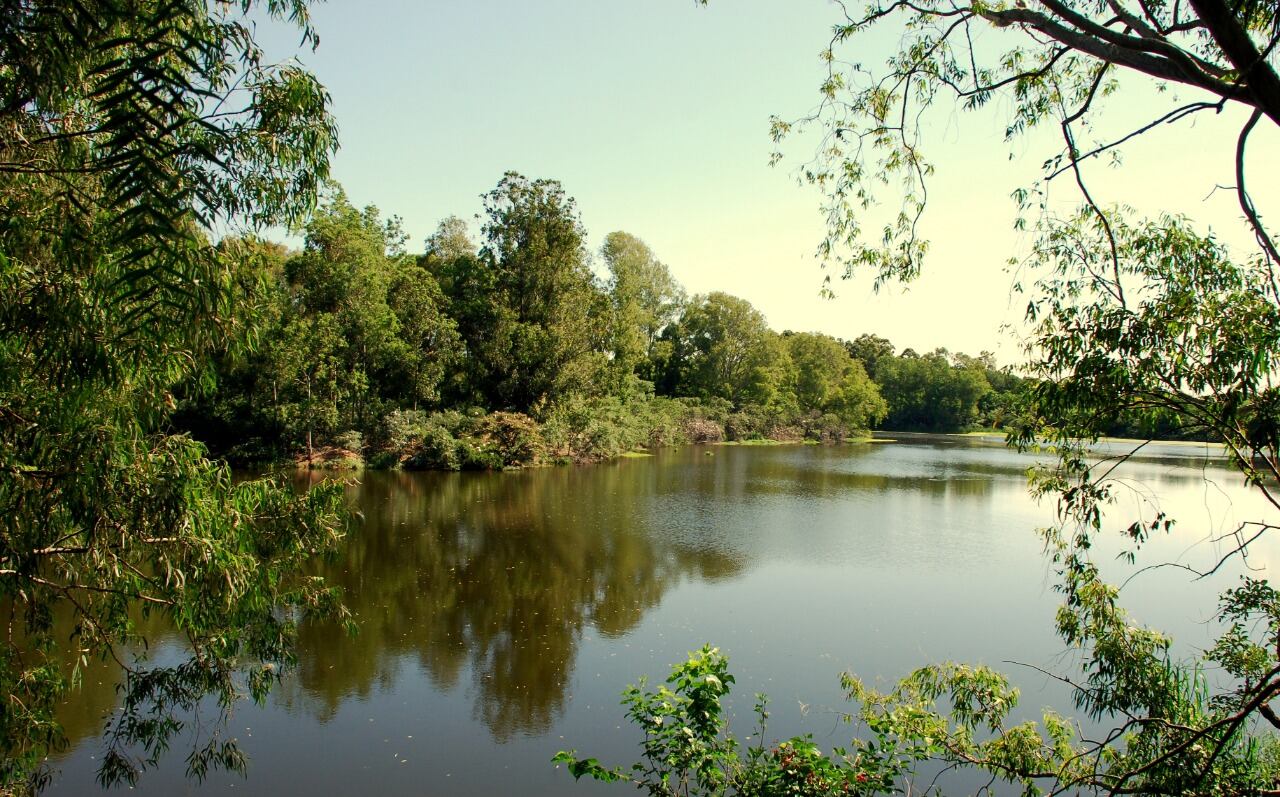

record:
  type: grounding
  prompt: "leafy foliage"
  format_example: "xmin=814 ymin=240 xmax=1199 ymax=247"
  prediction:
xmin=556 ymin=647 xmax=954 ymax=796
xmin=183 ymin=174 xmax=1057 ymax=470
xmin=469 ymin=172 xmax=606 ymax=412
xmin=874 ymin=350 xmax=991 ymax=432
xmin=0 ymin=1 xmax=347 ymax=792
xmin=657 ymin=292 xmax=793 ymax=410
xmin=785 ymin=332 xmax=887 ymax=431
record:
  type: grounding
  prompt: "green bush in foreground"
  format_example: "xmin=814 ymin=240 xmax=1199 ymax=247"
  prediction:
xmin=554 ymin=646 xmax=920 ymax=796
xmin=556 ymin=642 xmax=1280 ymax=796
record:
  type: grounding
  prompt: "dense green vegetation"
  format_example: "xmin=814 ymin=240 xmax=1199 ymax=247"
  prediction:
xmin=175 ymin=179 xmax=1035 ymax=471
xmin=0 ymin=1 xmax=349 ymax=793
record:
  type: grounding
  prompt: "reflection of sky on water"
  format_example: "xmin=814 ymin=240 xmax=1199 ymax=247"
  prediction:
xmin=44 ymin=437 xmax=1278 ymax=796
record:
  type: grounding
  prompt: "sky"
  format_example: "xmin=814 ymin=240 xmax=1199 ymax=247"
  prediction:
xmin=256 ymin=0 xmax=1280 ymax=365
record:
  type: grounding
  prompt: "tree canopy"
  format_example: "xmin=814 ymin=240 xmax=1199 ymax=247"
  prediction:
xmin=0 ymin=1 xmax=347 ymax=792
xmin=875 ymin=350 xmax=991 ymax=432
xmin=602 ymin=231 xmax=685 ymax=384
xmin=181 ymin=171 xmax=1013 ymax=480
xmin=468 ymin=172 xmax=605 ymax=412
xmin=769 ymin=0 xmax=1280 ymax=287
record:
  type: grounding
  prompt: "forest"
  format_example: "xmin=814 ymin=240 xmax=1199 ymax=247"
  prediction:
xmin=177 ymin=172 xmax=1039 ymax=471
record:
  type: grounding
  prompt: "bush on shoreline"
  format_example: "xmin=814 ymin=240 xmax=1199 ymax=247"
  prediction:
xmin=292 ymin=395 xmax=875 ymax=472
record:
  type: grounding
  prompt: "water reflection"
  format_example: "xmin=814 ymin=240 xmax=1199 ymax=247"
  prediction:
xmin=288 ymin=463 xmax=743 ymax=741
xmin=280 ymin=441 xmax=1046 ymax=742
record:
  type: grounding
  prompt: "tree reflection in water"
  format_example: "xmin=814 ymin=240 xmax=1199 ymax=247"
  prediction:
xmin=285 ymin=462 xmax=743 ymax=741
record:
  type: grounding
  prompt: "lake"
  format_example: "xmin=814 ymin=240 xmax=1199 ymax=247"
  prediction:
xmin=45 ymin=434 xmax=1271 ymax=795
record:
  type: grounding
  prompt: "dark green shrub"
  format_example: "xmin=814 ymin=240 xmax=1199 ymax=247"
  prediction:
xmin=404 ymin=425 xmax=461 ymax=471
xmin=365 ymin=450 xmax=401 ymax=470
xmin=456 ymin=439 xmax=503 ymax=470
xmin=725 ymin=407 xmax=768 ymax=441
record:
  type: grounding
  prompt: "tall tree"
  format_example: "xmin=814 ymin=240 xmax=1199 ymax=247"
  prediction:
xmin=265 ymin=190 xmax=463 ymax=450
xmin=874 ymin=352 xmax=991 ymax=432
xmin=0 ymin=2 xmax=346 ymax=792
xmin=423 ymin=215 xmax=478 ymax=267
xmin=470 ymin=172 xmax=606 ymax=412
xmin=601 ymin=231 xmax=685 ymax=381
xmin=660 ymin=292 xmax=791 ymax=408
xmin=844 ymin=333 xmax=896 ymax=379
xmin=386 ymin=258 xmax=462 ymax=411
xmin=785 ymin=332 xmax=887 ymax=429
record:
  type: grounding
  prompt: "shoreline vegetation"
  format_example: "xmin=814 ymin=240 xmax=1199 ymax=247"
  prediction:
xmin=288 ymin=401 xmax=882 ymax=473
xmin=173 ymin=176 xmax=1219 ymax=475
xmin=293 ymin=426 xmax=1230 ymax=474
xmin=173 ymin=176 xmax=1052 ymax=473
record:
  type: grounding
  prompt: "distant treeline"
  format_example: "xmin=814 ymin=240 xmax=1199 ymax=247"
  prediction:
xmin=174 ymin=173 xmax=1200 ymax=469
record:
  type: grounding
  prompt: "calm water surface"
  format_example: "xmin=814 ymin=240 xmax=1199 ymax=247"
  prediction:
xmin=46 ymin=436 xmax=1272 ymax=795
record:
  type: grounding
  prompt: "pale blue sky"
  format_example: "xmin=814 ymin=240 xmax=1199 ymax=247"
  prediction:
xmin=258 ymin=1 xmax=1280 ymax=362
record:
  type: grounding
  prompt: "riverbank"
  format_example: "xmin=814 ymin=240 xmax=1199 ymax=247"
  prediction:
xmin=874 ymin=429 xmax=1232 ymax=462
xmin=292 ymin=398 xmax=877 ymax=472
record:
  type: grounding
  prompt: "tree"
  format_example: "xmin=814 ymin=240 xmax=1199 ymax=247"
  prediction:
xmin=265 ymin=189 xmax=461 ymax=450
xmin=169 ymin=237 xmax=296 ymax=462
xmin=660 ymin=292 xmax=792 ymax=408
xmin=0 ymin=2 xmax=347 ymax=792
xmin=761 ymin=0 xmax=1280 ymax=791
xmin=785 ymin=332 xmax=887 ymax=430
xmin=764 ymin=0 xmax=1280 ymax=286
xmin=423 ymin=215 xmax=477 ymax=267
xmin=269 ymin=312 xmax=352 ymax=460
xmin=601 ymin=231 xmax=686 ymax=381
xmin=874 ymin=352 xmax=991 ymax=432
xmin=844 ymin=333 xmax=896 ymax=379
xmin=279 ymin=192 xmax=400 ymax=442
xmin=385 ymin=258 xmax=463 ymax=412
xmin=470 ymin=172 xmax=607 ymax=412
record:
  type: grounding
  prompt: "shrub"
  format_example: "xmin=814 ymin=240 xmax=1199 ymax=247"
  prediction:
xmin=456 ymin=439 xmax=503 ymax=471
xmin=804 ymin=412 xmax=849 ymax=444
xmin=542 ymin=396 xmax=636 ymax=462
xmin=682 ymin=416 xmax=724 ymax=444
xmin=725 ymin=407 xmax=769 ymax=441
xmin=554 ymin=646 xmax=908 ymax=796
xmin=643 ymin=397 xmax=694 ymax=448
xmin=374 ymin=409 xmax=433 ymax=452
xmin=403 ymin=424 xmax=461 ymax=471
xmin=471 ymin=411 xmax=544 ymax=467
xmin=333 ymin=429 xmax=364 ymax=454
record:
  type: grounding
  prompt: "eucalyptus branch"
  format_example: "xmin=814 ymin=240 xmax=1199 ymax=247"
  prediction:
xmin=1036 ymin=0 xmax=1230 ymax=77
xmin=10 ymin=572 xmax=174 ymax=606
xmin=1058 ymin=65 xmax=1126 ymax=307
xmin=1105 ymin=0 xmax=1161 ymax=40
xmin=1187 ymin=0 xmax=1280 ymax=124
xmin=978 ymin=6 xmax=1248 ymax=103
xmin=1234 ymin=108 xmax=1280 ymax=304
xmin=1044 ymin=100 xmax=1223 ymax=182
